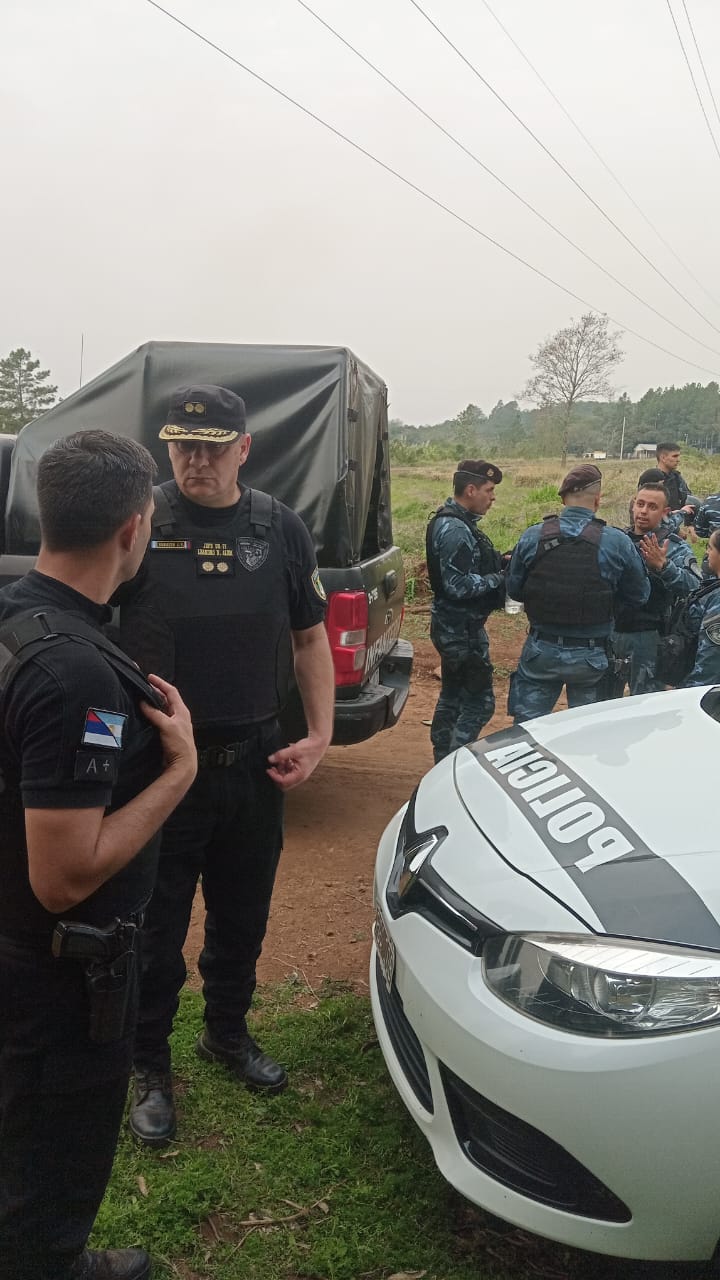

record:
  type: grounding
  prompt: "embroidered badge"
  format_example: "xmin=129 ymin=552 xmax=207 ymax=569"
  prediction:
xmin=82 ymin=708 xmax=127 ymax=749
xmin=196 ymin=542 xmax=236 ymax=576
xmin=311 ymin=567 xmax=327 ymax=601
xmin=236 ymin=538 xmax=269 ymax=572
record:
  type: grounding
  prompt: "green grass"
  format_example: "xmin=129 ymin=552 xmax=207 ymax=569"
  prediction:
xmin=95 ymin=987 xmax=674 ymax=1280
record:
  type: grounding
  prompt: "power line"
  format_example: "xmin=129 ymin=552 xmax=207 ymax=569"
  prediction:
xmin=407 ymin=0 xmax=720 ymax=339
xmin=295 ymin=0 xmax=720 ymax=360
xmin=681 ymin=0 xmax=720 ymax=132
xmin=479 ymin=0 xmax=720 ymax=316
xmin=140 ymin=0 xmax=720 ymax=378
xmin=665 ymin=0 xmax=720 ymax=164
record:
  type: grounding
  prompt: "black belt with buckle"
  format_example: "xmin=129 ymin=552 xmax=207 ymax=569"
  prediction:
xmin=530 ymin=629 xmax=605 ymax=649
xmin=197 ymin=740 xmax=255 ymax=769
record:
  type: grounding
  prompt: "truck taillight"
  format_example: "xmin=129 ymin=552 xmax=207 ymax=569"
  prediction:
xmin=325 ymin=590 xmax=368 ymax=686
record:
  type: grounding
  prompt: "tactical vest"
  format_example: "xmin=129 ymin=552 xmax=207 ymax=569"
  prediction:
xmin=425 ymin=504 xmax=503 ymax=610
xmin=614 ymin=529 xmax=675 ymax=633
xmin=0 ymin=610 xmax=164 ymax=940
xmin=523 ymin=515 xmax=613 ymax=628
xmin=124 ymin=482 xmax=292 ymax=729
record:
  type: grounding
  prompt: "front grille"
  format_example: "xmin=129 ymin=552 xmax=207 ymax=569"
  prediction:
xmin=375 ymin=956 xmax=433 ymax=1113
xmin=441 ymin=1064 xmax=630 ymax=1223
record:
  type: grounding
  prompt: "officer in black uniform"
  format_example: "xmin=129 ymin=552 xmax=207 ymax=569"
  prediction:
xmin=120 ymin=385 xmax=335 ymax=1147
xmin=0 ymin=432 xmax=196 ymax=1280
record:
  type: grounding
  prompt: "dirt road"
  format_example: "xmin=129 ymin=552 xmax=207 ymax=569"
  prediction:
xmin=185 ymin=616 xmax=529 ymax=991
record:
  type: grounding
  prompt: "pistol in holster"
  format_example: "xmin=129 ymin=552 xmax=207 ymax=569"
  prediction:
xmin=51 ymin=917 xmax=140 ymax=1044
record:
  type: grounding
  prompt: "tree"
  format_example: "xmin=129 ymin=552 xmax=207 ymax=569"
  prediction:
xmin=0 ymin=348 xmax=59 ymax=433
xmin=521 ymin=313 xmax=624 ymax=465
xmin=453 ymin=403 xmax=486 ymax=455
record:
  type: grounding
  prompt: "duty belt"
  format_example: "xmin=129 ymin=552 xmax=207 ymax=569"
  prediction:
xmin=197 ymin=739 xmax=256 ymax=769
xmin=530 ymin=629 xmax=607 ymax=648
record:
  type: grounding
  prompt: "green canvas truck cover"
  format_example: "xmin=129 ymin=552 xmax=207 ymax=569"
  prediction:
xmin=5 ymin=341 xmax=393 ymax=567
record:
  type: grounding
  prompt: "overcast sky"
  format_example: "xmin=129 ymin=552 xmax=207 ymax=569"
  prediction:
xmin=3 ymin=0 xmax=720 ymax=422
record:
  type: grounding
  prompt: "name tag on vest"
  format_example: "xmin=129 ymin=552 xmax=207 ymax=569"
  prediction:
xmin=150 ymin=539 xmax=192 ymax=551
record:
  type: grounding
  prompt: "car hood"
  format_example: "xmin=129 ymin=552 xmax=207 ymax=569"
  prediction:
xmin=440 ymin=689 xmax=720 ymax=949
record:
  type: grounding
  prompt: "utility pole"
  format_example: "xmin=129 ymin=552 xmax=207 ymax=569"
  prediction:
xmin=619 ymin=414 xmax=626 ymax=461
xmin=79 ymin=333 xmax=84 ymax=388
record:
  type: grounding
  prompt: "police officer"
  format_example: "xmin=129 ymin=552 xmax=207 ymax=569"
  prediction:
xmin=654 ymin=443 xmax=698 ymax=543
xmin=613 ymin=482 xmax=701 ymax=695
xmin=0 ymin=432 xmax=196 ymax=1280
xmin=118 ymin=385 xmax=335 ymax=1147
xmin=426 ymin=459 xmax=505 ymax=763
xmin=506 ymin=464 xmax=649 ymax=722
xmin=694 ymin=492 xmax=720 ymax=576
xmin=684 ymin=529 xmax=720 ymax=685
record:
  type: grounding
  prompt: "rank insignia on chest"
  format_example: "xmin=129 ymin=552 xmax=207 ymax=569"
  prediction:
xmin=196 ymin=543 xmax=236 ymax=576
xmin=150 ymin=539 xmax=192 ymax=551
xmin=236 ymin=538 xmax=269 ymax=572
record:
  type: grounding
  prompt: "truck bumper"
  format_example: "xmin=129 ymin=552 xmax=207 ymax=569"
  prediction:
xmin=332 ymin=639 xmax=414 ymax=745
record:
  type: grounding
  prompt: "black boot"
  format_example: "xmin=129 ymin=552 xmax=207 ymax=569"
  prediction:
xmin=196 ymin=1030 xmax=288 ymax=1093
xmin=67 ymin=1247 xmax=151 ymax=1279
xmin=128 ymin=1070 xmax=176 ymax=1147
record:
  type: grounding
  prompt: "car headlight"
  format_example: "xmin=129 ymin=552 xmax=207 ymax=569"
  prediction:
xmin=483 ymin=933 xmax=720 ymax=1036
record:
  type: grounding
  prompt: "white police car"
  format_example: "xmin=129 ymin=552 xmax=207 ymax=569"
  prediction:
xmin=371 ymin=687 xmax=720 ymax=1267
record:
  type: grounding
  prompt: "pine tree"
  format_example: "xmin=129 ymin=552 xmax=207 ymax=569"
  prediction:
xmin=0 ymin=348 xmax=59 ymax=433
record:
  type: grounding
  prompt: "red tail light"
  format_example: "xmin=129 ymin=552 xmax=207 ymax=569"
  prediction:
xmin=325 ymin=590 xmax=368 ymax=686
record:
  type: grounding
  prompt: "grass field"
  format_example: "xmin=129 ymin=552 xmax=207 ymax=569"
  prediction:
xmin=98 ymin=452 xmax=720 ymax=1279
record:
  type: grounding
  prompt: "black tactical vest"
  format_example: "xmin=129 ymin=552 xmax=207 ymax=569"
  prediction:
xmin=119 ymin=482 xmax=292 ymax=730
xmin=426 ymin=504 xmax=503 ymax=609
xmin=614 ymin=529 xmax=673 ymax=633
xmin=0 ymin=610 xmax=164 ymax=940
xmin=523 ymin=515 xmax=613 ymax=628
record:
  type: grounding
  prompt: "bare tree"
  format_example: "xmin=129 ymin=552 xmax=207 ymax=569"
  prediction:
xmin=522 ymin=313 xmax=624 ymax=465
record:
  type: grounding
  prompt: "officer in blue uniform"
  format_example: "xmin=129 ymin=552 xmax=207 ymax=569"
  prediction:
xmin=426 ymin=459 xmax=505 ymax=763
xmin=507 ymin=464 xmax=649 ymax=722
xmin=613 ymin=482 xmax=700 ymax=694
xmin=684 ymin=529 xmax=720 ymax=685
xmin=694 ymin=493 xmax=720 ymax=577
xmin=118 ymin=386 xmax=335 ymax=1147
xmin=0 ymin=432 xmax=196 ymax=1280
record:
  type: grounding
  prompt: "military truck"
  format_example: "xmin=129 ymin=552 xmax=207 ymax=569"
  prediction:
xmin=0 ymin=342 xmax=413 ymax=745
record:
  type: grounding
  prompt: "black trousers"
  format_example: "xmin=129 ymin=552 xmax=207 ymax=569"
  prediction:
xmin=0 ymin=936 xmax=136 ymax=1280
xmin=133 ymin=727 xmax=285 ymax=1073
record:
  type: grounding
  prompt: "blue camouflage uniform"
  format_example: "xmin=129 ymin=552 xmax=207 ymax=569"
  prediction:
xmin=427 ymin=498 xmax=504 ymax=761
xmin=695 ymin=495 xmax=720 ymax=578
xmin=684 ymin=584 xmax=720 ymax=686
xmin=507 ymin=507 xmax=649 ymax=722
xmin=612 ymin=529 xmax=700 ymax=695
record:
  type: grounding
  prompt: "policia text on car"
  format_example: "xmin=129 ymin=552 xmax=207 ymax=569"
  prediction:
xmin=0 ymin=432 xmax=196 ymax=1280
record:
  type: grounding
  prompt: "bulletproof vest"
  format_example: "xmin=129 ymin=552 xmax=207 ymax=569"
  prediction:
xmin=0 ymin=610 xmax=164 ymax=939
xmin=523 ymin=514 xmax=613 ymax=628
xmin=614 ymin=529 xmax=674 ymax=633
xmin=426 ymin=505 xmax=502 ymax=607
xmin=128 ymin=482 xmax=292 ymax=728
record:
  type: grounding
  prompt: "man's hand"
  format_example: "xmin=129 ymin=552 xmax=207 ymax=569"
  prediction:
xmin=142 ymin=674 xmax=197 ymax=786
xmin=640 ymin=533 xmax=669 ymax=572
xmin=267 ymin=733 xmax=327 ymax=791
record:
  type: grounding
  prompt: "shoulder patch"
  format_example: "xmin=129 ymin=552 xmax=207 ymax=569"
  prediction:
xmin=82 ymin=708 xmax=127 ymax=749
xmin=311 ymin=567 xmax=327 ymax=601
xmin=703 ymin=618 xmax=720 ymax=648
xmin=74 ymin=751 xmax=119 ymax=783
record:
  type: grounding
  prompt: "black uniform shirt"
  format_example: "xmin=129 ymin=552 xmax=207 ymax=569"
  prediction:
xmin=0 ymin=571 xmax=163 ymax=940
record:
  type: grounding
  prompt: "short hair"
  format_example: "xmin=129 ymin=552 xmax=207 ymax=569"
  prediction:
xmin=38 ymin=431 xmax=157 ymax=551
xmin=709 ymin=529 xmax=720 ymax=552
xmin=656 ymin=442 xmax=680 ymax=457
xmin=637 ymin=483 xmax=669 ymax=501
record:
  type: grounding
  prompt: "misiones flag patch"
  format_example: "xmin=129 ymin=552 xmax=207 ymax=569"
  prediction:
xmin=82 ymin=708 xmax=127 ymax=749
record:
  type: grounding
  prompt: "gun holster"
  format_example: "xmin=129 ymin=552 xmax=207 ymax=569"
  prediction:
xmin=51 ymin=918 xmax=140 ymax=1044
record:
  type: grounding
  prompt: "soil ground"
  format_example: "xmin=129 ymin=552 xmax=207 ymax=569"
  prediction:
xmin=184 ymin=614 xmax=545 ymax=992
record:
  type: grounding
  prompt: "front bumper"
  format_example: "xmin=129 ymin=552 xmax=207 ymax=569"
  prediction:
xmin=371 ymin=820 xmax=720 ymax=1262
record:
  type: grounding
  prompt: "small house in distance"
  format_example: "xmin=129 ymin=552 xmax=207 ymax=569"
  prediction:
xmin=633 ymin=443 xmax=657 ymax=459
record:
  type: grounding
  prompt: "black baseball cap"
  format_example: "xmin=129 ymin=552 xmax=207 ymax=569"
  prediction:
xmin=159 ymin=385 xmax=247 ymax=443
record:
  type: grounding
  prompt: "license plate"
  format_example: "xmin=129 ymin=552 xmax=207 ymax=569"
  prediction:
xmin=374 ymin=908 xmax=396 ymax=992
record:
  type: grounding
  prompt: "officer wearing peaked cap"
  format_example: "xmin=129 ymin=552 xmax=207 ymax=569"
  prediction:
xmin=114 ymin=384 xmax=335 ymax=1146
xmin=426 ymin=459 xmax=506 ymax=762
xmin=506 ymin=463 xmax=650 ymax=722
